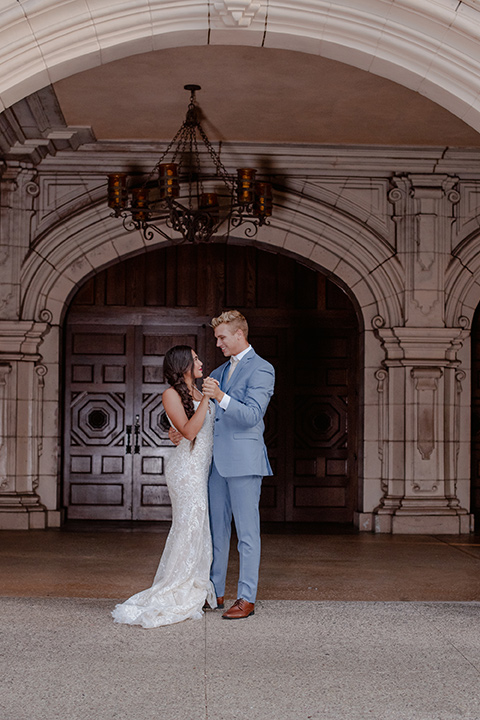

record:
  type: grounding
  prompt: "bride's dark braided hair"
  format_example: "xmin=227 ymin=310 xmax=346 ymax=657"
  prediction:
xmin=163 ymin=345 xmax=196 ymax=420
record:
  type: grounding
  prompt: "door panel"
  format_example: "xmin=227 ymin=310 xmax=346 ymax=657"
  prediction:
xmin=290 ymin=327 xmax=356 ymax=522
xmin=64 ymin=325 xmax=134 ymax=519
xmin=64 ymin=244 xmax=359 ymax=523
xmin=64 ymin=322 xmax=205 ymax=520
xmin=131 ymin=326 xmax=205 ymax=520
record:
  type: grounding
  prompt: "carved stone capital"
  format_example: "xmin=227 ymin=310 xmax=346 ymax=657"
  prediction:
xmin=376 ymin=326 xmax=469 ymax=365
xmin=408 ymin=174 xmax=459 ymax=203
xmin=0 ymin=321 xmax=50 ymax=360
xmin=388 ymin=174 xmax=459 ymax=213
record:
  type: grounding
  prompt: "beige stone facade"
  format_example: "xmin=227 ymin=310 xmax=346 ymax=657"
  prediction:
xmin=2 ymin=1 xmax=480 ymax=532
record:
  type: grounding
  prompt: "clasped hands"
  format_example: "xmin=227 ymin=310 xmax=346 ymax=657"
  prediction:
xmin=202 ymin=376 xmax=222 ymax=401
xmin=169 ymin=377 xmax=221 ymax=446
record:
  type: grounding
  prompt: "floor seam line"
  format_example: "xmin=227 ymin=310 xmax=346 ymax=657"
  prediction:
xmin=414 ymin=603 xmax=480 ymax=677
xmin=204 ymin=613 xmax=209 ymax=720
xmin=433 ymin=535 xmax=480 ymax=562
xmin=445 ymin=641 xmax=480 ymax=676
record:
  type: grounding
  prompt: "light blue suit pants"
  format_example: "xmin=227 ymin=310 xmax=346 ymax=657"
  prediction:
xmin=208 ymin=462 xmax=262 ymax=604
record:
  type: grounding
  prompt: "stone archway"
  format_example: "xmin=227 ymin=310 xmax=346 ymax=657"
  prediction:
xmin=62 ymin=242 xmax=361 ymax=524
xmin=2 ymin=1 xmax=480 ymax=133
xmin=3 ymin=182 xmax=403 ymax=529
xmin=21 ymin=190 xmax=404 ymax=328
xmin=446 ymin=229 xmax=480 ymax=526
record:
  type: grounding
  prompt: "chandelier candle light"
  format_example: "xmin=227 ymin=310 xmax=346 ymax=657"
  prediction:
xmin=107 ymin=85 xmax=273 ymax=244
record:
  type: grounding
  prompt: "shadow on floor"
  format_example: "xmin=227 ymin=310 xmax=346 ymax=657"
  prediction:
xmin=61 ymin=519 xmax=359 ymax=535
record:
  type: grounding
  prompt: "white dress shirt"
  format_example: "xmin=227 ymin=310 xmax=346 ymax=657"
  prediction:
xmin=219 ymin=345 xmax=252 ymax=410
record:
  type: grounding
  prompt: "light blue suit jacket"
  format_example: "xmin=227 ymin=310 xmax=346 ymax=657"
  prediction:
xmin=210 ymin=349 xmax=275 ymax=478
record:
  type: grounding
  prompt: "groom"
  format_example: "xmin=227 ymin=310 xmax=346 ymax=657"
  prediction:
xmin=202 ymin=310 xmax=275 ymax=619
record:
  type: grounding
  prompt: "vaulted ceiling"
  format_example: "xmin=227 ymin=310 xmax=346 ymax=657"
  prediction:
xmin=53 ymin=46 xmax=480 ymax=148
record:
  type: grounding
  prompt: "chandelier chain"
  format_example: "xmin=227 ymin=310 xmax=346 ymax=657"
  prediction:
xmin=107 ymin=85 xmax=273 ymax=243
xmin=143 ymin=124 xmax=185 ymax=188
xmin=196 ymin=124 xmax=234 ymax=191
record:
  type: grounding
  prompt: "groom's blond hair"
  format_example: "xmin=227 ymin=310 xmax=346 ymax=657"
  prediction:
xmin=211 ymin=310 xmax=249 ymax=339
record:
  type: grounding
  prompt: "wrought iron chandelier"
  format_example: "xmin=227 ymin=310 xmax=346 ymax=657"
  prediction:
xmin=107 ymin=85 xmax=273 ymax=244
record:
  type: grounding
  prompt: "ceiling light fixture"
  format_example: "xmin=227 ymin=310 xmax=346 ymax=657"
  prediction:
xmin=107 ymin=84 xmax=273 ymax=244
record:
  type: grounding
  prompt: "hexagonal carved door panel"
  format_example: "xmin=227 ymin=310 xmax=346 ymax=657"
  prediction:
xmin=71 ymin=392 xmax=125 ymax=446
xmin=64 ymin=323 xmax=204 ymax=520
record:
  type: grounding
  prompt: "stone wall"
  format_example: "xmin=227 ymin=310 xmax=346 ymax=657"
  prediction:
xmin=1 ymin=92 xmax=480 ymax=531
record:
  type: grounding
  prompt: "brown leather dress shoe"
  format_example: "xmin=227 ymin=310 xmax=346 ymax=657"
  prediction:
xmin=222 ymin=598 xmax=255 ymax=620
xmin=203 ymin=596 xmax=225 ymax=610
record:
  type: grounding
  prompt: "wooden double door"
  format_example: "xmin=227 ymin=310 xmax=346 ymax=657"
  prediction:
xmin=64 ymin=322 xmax=206 ymax=520
xmin=63 ymin=244 xmax=359 ymax=523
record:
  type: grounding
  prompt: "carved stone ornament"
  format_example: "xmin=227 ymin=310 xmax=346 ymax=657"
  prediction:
xmin=371 ymin=315 xmax=386 ymax=330
xmin=213 ymin=0 xmax=262 ymax=27
xmin=34 ymin=363 xmax=47 ymax=462
xmin=25 ymin=181 xmax=40 ymax=198
xmin=39 ymin=309 xmax=53 ymax=324
xmin=375 ymin=368 xmax=388 ymax=460
xmin=411 ymin=367 xmax=443 ymax=461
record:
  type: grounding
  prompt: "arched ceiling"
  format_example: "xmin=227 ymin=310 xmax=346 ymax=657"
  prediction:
xmin=4 ymin=0 xmax=480 ymax=136
xmin=54 ymin=46 xmax=480 ymax=146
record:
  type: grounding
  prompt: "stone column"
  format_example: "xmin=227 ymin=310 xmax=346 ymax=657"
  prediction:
xmin=373 ymin=326 xmax=472 ymax=533
xmin=390 ymin=173 xmax=460 ymax=328
xmin=0 ymin=164 xmax=39 ymax=321
xmin=0 ymin=155 xmax=52 ymax=527
xmin=0 ymin=321 xmax=50 ymax=528
xmin=370 ymin=175 xmax=473 ymax=533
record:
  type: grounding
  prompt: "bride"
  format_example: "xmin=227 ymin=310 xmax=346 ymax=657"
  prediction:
xmin=112 ymin=345 xmax=217 ymax=627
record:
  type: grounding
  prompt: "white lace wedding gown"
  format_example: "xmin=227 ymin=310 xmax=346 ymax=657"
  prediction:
xmin=112 ymin=400 xmax=217 ymax=627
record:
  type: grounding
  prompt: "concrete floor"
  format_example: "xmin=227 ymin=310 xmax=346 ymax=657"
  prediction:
xmin=2 ymin=523 xmax=480 ymax=720
xmin=2 ymin=522 xmax=480 ymax=601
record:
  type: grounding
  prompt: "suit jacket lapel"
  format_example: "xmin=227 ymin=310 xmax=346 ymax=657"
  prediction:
xmin=219 ymin=362 xmax=230 ymax=392
xmin=225 ymin=349 xmax=255 ymax=392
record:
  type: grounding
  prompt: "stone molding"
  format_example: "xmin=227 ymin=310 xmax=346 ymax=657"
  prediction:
xmin=18 ymin=176 xmax=405 ymax=329
xmin=376 ymin=326 xmax=470 ymax=365
xmin=40 ymin=140 xmax=480 ymax=176
xmin=1 ymin=0 xmax=480 ymax=134
xmin=212 ymin=1 xmax=264 ymax=27
xmin=0 ymin=88 xmax=95 ymax=165
xmin=445 ymin=183 xmax=480 ymax=328
xmin=0 ymin=320 xmax=50 ymax=359
xmin=388 ymin=174 xmax=460 ymax=327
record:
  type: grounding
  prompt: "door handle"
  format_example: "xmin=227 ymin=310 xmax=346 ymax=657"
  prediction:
xmin=125 ymin=424 xmax=132 ymax=454
xmin=134 ymin=414 xmax=140 ymax=454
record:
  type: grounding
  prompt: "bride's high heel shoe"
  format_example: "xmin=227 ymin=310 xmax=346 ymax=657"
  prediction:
xmin=203 ymin=596 xmax=224 ymax=610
